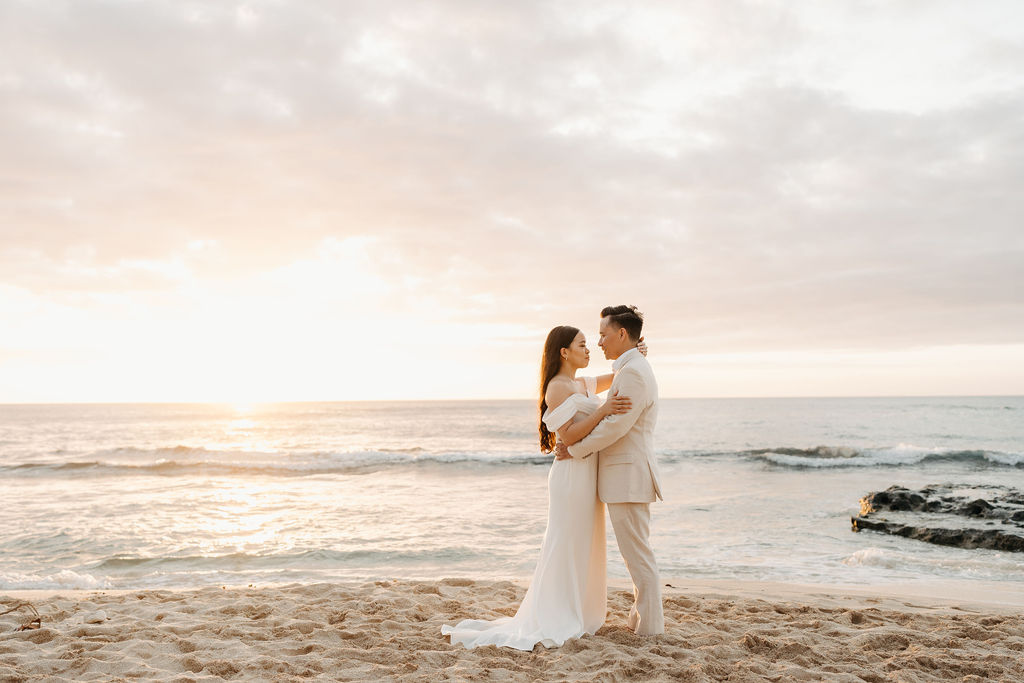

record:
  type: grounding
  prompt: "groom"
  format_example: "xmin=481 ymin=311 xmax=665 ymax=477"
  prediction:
xmin=555 ymin=304 xmax=665 ymax=636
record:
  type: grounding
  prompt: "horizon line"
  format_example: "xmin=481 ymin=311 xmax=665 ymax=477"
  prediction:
xmin=1 ymin=394 xmax=1022 ymax=407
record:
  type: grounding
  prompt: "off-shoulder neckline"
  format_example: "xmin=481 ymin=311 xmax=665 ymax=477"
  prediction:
xmin=544 ymin=390 xmax=594 ymax=416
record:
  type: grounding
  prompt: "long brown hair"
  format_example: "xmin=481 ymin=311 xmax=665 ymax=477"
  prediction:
xmin=538 ymin=325 xmax=580 ymax=453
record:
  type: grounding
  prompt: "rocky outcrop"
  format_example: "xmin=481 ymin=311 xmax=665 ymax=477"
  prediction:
xmin=851 ymin=484 xmax=1024 ymax=552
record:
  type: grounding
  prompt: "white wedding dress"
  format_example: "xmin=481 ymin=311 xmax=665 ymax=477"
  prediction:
xmin=442 ymin=377 xmax=607 ymax=650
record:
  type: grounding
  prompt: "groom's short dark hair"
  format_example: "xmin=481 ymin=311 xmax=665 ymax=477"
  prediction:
xmin=601 ymin=305 xmax=643 ymax=341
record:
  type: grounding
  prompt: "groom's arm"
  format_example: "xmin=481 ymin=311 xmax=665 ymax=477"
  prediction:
xmin=566 ymin=368 xmax=646 ymax=458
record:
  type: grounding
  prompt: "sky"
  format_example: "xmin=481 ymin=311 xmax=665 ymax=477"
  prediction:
xmin=2 ymin=0 xmax=1023 ymax=402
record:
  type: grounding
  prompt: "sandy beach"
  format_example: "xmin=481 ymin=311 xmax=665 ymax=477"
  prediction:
xmin=2 ymin=579 xmax=1022 ymax=682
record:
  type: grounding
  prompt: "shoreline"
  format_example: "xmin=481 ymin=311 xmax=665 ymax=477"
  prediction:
xmin=6 ymin=575 xmax=1024 ymax=612
xmin=3 ymin=578 xmax=1022 ymax=681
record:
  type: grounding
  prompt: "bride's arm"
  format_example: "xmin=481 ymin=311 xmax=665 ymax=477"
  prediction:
xmin=554 ymin=391 xmax=631 ymax=446
xmin=592 ymin=338 xmax=647 ymax=394
xmin=594 ymin=374 xmax=615 ymax=394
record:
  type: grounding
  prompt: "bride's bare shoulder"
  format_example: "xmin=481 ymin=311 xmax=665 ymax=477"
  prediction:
xmin=545 ymin=377 xmax=576 ymax=410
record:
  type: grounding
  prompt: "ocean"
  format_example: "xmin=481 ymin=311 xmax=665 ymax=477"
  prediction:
xmin=2 ymin=397 xmax=1023 ymax=591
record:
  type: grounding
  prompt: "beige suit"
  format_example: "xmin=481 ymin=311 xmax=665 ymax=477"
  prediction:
xmin=567 ymin=348 xmax=664 ymax=635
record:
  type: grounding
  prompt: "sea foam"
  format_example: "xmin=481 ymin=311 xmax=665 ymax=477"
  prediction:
xmin=0 ymin=569 xmax=110 ymax=591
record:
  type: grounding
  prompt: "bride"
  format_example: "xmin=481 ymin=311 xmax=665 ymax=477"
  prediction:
xmin=442 ymin=325 xmax=643 ymax=650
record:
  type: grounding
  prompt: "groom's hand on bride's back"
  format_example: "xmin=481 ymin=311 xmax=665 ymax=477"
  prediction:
xmin=554 ymin=442 xmax=572 ymax=460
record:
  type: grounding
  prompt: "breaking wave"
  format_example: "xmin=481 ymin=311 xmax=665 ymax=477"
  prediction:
xmin=0 ymin=444 xmax=554 ymax=478
xmin=3 ymin=442 xmax=1022 ymax=479
xmin=745 ymin=444 xmax=1024 ymax=469
xmin=0 ymin=569 xmax=111 ymax=591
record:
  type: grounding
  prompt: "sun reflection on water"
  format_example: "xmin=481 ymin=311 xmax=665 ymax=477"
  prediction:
xmin=196 ymin=482 xmax=288 ymax=552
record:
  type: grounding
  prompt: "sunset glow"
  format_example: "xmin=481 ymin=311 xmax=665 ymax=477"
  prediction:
xmin=2 ymin=1 xmax=1022 ymax=402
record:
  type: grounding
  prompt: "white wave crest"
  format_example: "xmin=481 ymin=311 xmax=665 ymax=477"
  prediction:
xmin=984 ymin=451 xmax=1024 ymax=466
xmin=0 ymin=569 xmax=111 ymax=590
xmin=842 ymin=546 xmax=1024 ymax=579
xmin=754 ymin=443 xmax=1023 ymax=469
xmin=842 ymin=547 xmax=895 ymax=568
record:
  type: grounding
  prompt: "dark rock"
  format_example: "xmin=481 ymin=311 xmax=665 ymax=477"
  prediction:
xmin=962 ymin=499 xmax=994 ymax=517
xmin=851 ymin=516 xmax=1024 ymax=552
xmin=852 ymin=484 xmax=1024 ymax=553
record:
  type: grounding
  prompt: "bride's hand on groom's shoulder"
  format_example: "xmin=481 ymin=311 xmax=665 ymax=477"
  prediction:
xmin=638 ymin=337 xmax=647 ymax=357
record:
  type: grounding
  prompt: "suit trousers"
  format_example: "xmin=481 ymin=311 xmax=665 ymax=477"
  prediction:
xmin=607 ymin=502 xmax=664 ymax=635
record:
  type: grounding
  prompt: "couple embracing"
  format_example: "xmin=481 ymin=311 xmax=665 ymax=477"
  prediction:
xmin=443 ymin=305 xmax=665 ymax=651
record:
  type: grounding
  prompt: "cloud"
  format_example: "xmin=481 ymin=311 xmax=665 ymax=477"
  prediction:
xmin=1 ymin=0 xmax=1023 ymax=400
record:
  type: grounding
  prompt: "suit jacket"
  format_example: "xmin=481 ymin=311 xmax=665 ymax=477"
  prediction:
xmin=567 ymin=348 xmax=664 ymax=504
